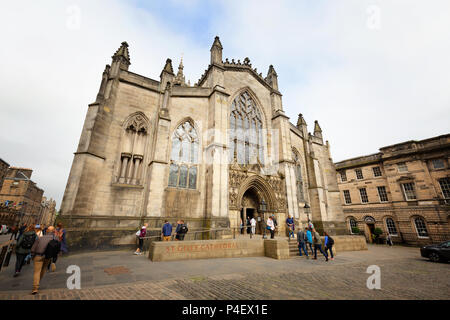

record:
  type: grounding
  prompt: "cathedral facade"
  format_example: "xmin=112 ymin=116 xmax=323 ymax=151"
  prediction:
xmin=60 ymin=37 xmax=346 ymax=248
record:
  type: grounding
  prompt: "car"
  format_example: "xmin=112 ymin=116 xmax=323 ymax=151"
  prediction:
xmin=420 ymin=240 xmax=450 ymax=262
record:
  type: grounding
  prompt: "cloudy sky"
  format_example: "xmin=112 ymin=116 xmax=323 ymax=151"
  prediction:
xmin=1 ymin=0 xmax=449 ymax=208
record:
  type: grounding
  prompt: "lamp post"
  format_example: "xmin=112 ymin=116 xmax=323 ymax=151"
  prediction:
xmin=304 ymin=203 xmax=311 ymax=225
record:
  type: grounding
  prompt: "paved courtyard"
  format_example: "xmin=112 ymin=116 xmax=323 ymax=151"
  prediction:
xmin=0 ymin=244 xmax=448 ymax=300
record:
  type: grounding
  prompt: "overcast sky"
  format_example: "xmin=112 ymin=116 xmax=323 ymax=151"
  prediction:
xmin=1 ymin=0 xmax=449 ymax=208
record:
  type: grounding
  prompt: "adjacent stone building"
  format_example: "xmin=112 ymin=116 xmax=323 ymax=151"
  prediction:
xmin=335 ymin=134 xmax=450 ymax=245
xmin=0 ymin=167 xmax=44 ymax=225
xmin=60 ymin=37 xmax=346 ymax=249
xmin=39 ymin=196 xmax=57 ymax=227
xmin=0 ymin=158 xmax=9 ymax=190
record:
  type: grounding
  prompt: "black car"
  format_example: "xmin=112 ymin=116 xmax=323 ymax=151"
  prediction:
xmin=420 ymin=240 xmax=450 ymax=262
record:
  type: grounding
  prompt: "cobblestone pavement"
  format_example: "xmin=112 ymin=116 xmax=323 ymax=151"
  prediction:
xmin=0 ymin=245 xmax=448 ymax=300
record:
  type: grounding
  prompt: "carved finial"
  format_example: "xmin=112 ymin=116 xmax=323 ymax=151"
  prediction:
xmin=314 ymin=120 xmax=322 ymax=133
xmin=266 ymin=65 xmax=278 ymax=90
xmin=232 ymin=59 xmax=235 ymax=64
xmin=112 ymin=41 xmax=131 ymax=70
xmin=174 ymin=57 xmax=186 ymax=86
xmin=210 ymin=36 xmax=223 ymax=65
xmin=163 ymin=58 xmax=174 ymax=74
xmin=297 ymin=113 xmax=307 ymax=128
xmin=238 ymin=59 xmax=241 ymax=65
xmin=225 ymin=58 xmax=229 ymax=63
xmin=244 ymin=57 xmax=250 ymax=65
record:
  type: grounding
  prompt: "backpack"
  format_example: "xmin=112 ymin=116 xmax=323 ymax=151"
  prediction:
xmin=44 ymin=237 xmax=61 ymax=259
xmin=180 ymin=225 xmax=188 ymax=234
xmin=328 ymin=236 xmax=334 ymax=246
xmin=21 ymin=233 xmax=36 ymax=249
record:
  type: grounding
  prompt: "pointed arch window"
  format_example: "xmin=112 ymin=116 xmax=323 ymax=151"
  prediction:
xmin=229 ymin=91 xmax=264 ymax=165
xmin=168 ymin=121 xmax=198 ymax=189
xmin=293 ymin=151 xmax=304 ymax=201
xmin=117 ymin=113 xmax=148 ymax=185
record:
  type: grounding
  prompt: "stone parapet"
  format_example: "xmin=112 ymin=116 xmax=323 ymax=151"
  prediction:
xmin=149 ymin=239 xmax=265 ymax=262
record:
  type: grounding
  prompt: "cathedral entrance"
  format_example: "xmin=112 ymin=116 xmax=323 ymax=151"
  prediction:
xmin=241 ymin=188 xmax=262 ymax=234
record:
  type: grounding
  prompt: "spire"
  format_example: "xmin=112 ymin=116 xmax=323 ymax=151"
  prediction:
xmin=111 ymin=41 xmax=130 ymax=71
xmin=266 ymin=65 xmax=278 ymax=90
xmin=174 ymin=58 xmax=186 ymax=86
xmin=210 ymin=36 xmax=223 ymax=65
xmin=160 ymin=58 xmax=175 ymax=92
xmin=314 ymin=120 xmax=323 ymax=140
xmin=162 ymin=58 xmax=174 ymax=75
xmin=296 ymin=113 xmax=307 ymax=128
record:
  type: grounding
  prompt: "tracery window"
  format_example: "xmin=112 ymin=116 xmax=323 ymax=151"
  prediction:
xmin=168 ymin=121 xmax=198 ymax=189
xmin=117 ymin=113 xmax=148 ymax=185
xmin=293 ymin=151 xmax=304 ymax=201
xmin=229 ymin=91 xmax=264 ymax=165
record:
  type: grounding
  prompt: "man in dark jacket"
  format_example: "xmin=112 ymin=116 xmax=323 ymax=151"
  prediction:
xmin=161 ymin=220 xmax=172 ymax=241
xmin=14 ymin=226 xmax=36 ymax=277
xmin=297 ymin=229 xmax=309 ymax=258
xmin=175 ymin=220 xmax=188 ymax=241
xmin=30 ymin=226 xmax=59 ymax=294
xmin=312 ymin=228 xmax=328 ymax=261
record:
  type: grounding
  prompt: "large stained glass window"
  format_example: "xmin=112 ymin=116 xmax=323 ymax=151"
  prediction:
xmin=168 ymin=121 xmax=198 ymax=189
xmin=229 ymin=91 xmax=264 ymax=165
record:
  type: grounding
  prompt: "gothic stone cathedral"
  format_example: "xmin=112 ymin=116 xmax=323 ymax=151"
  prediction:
xmin=60 ymin=37 xmax=346 ymax=248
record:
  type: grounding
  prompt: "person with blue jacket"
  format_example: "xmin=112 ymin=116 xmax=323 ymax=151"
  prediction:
xmin=324 ymin=231 xmax=334 ymax=260
xmin=161 ymin=220 xmax=173 ymax=241
xmin=306 ymin=227 xmax=314 ymax=255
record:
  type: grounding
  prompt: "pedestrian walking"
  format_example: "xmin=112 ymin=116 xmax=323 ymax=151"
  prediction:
xmin=250 ymin=216 xmax=256 ymax=238
xmin=297 ymin=228 xmax=309 ymax=258
xmin=175 ymin=220 xmax=188 ymax=241
xmin=161 ymin=220 xmax=172 ymax=241
xmin=312 ymin=228 xmax=328 ymax=261
xmin=13 ymin=225 xmax=36 ymax=277
xmin=267 ymin=216 xmax=275 ymax=239
xmin=286 ymin=215 xmax=295 ymax=240
xmin=272 ymin=214 xmax=278 ymax=236
xmin=246 ymin=217 xmax=251 ymax=235
xmin=134 ymin=223 xmax=148 ymax=255
xmin=323 ymin=231 xmax=334 ymax=260
xmin=386 ymin=233 xmax=393 ymax=246
xmin=30 ymin=226 xmax=61 ymax=295
xmin=306 ymin=227 xmax=314 ymax=255
xmin=47 ymin=223 xmax=68 ymax=272
xmin=240 ymin=219 xmax=244 ymax=235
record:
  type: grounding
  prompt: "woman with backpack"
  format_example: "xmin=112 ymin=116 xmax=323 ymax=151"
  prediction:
xmin=47 ymin=223 xmax=67 ymax=272
xmin=14 ymin=225 xmax=36 ymax=277
xmin=324 ymin=231 xmax=334 ymax=261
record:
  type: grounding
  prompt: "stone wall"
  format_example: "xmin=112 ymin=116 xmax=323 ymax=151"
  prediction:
xmin=149 ymin=239 xmax=265 ymax=262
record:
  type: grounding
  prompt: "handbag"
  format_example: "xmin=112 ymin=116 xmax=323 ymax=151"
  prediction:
xmin=135 ymin=230 xmax=141 ymax=237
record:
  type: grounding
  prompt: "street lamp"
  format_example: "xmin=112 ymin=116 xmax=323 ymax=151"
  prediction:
xmin=304 ymin=203 xmax=311 ymax=224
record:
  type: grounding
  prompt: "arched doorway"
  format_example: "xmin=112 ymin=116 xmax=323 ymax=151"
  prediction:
xmin=235 ymin=174 xmax=278 ymax=235
xmin=241 ymin=187 xmax=261 ymax=234
xmin=364 ymin=216 xmax=376 ymax=243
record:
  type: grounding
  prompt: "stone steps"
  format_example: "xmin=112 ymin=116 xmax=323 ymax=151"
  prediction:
xmin=288 ymin=239 xmax=299 ymax=257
